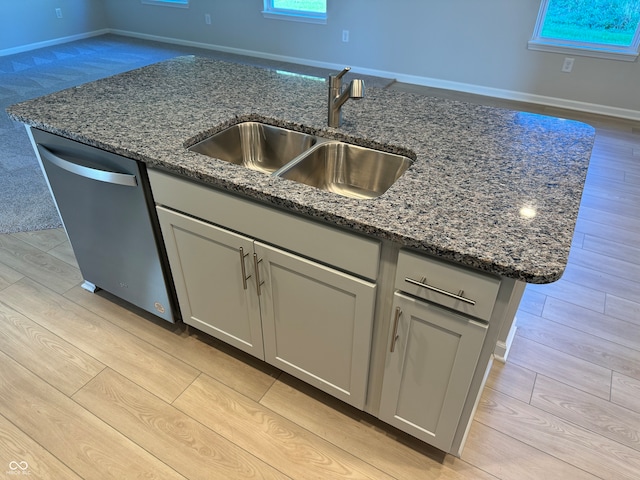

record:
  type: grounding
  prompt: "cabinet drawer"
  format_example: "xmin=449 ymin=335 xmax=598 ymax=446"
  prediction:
xmin=395 ymin=250 xmax=500 ymax=321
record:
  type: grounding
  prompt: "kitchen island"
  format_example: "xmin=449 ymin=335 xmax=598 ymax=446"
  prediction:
xmin=8 ymin=56 xmax=595 ymax=283
xmin=7 ymin=56 xmax=595 ymax=455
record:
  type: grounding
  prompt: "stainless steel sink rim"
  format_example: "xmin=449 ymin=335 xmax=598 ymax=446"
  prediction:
xmin=188 ymin=122 xmax=414 ymax=199
xmin=274 ymin=140 xmax=413 ymax=199
xmin=187 ymin=122 xmax=316 ymax=174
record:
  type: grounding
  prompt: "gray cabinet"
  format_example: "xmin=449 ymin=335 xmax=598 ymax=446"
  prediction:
xmin=378 ymin=292 xmax=487 ymax=452
xmin=149 ymin=169 xmax=514 ymax=453
xmin=378 ymin=249 xmax=499 ymax=452
xmin=257 ymin=241 xmax=376 ymax=408
xmin=156 ymin=207 xmax=264 ymax=358
xmin=155 ymin=204 xmax=376 ymax=409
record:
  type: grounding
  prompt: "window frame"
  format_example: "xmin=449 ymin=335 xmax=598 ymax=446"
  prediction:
xmin=262 ymin=0 xmax=327 ymax=24
xmin=528 ymin=0 xmax=640 ymax=61
xmin=141 ymin=0 xmax=189 ymax=8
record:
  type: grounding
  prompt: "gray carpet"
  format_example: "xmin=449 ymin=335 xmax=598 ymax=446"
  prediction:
xmin=0 ymin=34 xmax=392 ymax=234
xmin=0 ymin=35 xmax=195 ymax=233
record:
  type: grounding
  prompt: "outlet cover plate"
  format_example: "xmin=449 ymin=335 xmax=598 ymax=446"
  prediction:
xmin=562 ymin=57 xmax=575 ymax=73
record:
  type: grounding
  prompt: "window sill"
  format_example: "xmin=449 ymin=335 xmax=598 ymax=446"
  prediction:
xmin=262 ymin=10 xmax=327 ymax=25
xmin=528 ymin=39 xmax=639 ymax=62
xmin=141 ymin=0 xmax=189 ymax=8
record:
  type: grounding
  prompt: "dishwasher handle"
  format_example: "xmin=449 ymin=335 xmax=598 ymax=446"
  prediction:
xmin=37 ymin=144 xmax=138 ymax=187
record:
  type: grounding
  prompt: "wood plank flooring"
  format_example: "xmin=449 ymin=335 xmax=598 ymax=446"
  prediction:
xmin=1 ymin=94 xmax=639 ymax=478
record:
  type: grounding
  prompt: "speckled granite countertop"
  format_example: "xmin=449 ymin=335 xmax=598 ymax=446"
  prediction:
xmin=7 ymin=56 xmax=595 ymax=283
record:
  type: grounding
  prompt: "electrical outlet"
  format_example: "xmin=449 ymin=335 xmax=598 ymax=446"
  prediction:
xmin=561 ymin=57 xmax=575 ymax=73
xmin=205 ymin=13 xmax=211 ymax=25
xmin=55 ymin=8 xmax=63 ymax=18
xmin=342 ymin=30 xmax=349 ymax=43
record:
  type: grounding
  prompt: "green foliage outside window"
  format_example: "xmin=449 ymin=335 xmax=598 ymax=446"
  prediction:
xmin=272 ymin=0 xmax=326 ymax=14
xmin=541 ymin=0 xmax=640 ymax=45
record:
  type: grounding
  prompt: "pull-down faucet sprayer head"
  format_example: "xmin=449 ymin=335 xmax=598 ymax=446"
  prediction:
xmin=349 ymin=78 xmax=365 ymax=99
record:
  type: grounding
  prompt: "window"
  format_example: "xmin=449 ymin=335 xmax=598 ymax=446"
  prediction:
xmin=263 ymin=0 xmax=327 ymax=24
xmin=529 ymin=0 xmax=640 ymax=60
xmin=141 ymin=0 xmax=189 ymax=8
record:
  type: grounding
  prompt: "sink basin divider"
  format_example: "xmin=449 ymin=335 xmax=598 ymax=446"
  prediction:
xmin=271 ymin=137 xmax=333 ymax=178
xmin=188 ymin=121 xmax=414 ymax=199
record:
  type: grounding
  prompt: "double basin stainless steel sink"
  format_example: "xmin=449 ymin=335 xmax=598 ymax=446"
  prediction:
xmin=188 ymin=122 xmax=413 ymax=199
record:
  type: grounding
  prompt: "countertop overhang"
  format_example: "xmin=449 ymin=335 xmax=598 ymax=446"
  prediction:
xmin=7 ymin=56 xmax=596 ymax=283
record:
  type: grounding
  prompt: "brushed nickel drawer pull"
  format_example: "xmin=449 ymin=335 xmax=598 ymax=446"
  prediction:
xmin=238 ymin=247 xmax=251 ymax=290
xmin=253 ymin=253 xmax=265 ymax=296
xmin=390 ymin=307 xmax=401 ymax=353
xmin=404 ymin=277 xmax=476 ymax=306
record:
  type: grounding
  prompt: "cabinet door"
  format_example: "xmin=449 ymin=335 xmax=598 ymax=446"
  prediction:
xmin=156 ymin=207 xmax=264 ymax=359
xmin=256 ymin=241 xmax=376 ymax=410
xmin=379 ymin=292 xmax=487 ymax=452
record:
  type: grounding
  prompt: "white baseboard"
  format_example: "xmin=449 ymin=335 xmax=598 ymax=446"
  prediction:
xmin=6 ymin=28 xmax=640 ymax=122
xmin=111 ymin=30 xmax=640 ymax=122
xmin=493 ymin=323 xmax=518 ymax=363
xmin=109 ymin=29 xmax=353 ymax=72
xmin=394 ymin=72 xmax=640 ymax=122
xmin=0 ymin=29 xmax=110 ymax=57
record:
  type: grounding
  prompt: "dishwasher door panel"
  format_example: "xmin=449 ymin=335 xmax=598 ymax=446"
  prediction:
xmin=32 ymin=128 xmax=177 ymax=323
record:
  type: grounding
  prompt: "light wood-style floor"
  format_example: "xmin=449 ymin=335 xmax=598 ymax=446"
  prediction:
xmin=1 ymin=95 xmax=639 ymax=479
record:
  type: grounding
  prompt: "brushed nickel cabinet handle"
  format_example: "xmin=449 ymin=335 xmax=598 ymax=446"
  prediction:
xmin=253 ymin=253 xmax=264 ymax=296
xmin=239 ymin=247 xmax=250 ymax=290
xmin=404 ymin=277 xmax=476 ymax=306
xmin=390 ymin=307 xmax=401 ymax=353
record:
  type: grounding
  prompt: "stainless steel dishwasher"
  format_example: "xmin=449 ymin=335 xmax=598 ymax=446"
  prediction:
xmin=30 ymin=128 xmax=178 ymax=323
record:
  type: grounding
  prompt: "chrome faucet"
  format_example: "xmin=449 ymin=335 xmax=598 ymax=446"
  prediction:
xmin=327 ymin=67 xmax=365 ymax=127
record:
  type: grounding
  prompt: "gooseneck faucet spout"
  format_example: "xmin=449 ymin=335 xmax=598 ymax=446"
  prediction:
xmin=328 ymin=67 xmax=365 ymax=128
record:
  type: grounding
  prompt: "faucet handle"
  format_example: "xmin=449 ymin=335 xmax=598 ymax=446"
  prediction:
xmin=333 ymin=66 xmax=351 ymax=80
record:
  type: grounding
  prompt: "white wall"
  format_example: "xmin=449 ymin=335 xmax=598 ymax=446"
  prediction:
xmin=102 ymin=0 xmax=640 ymax=119
xmin=0 ymin=0 xmax=108 ymax=54
xmin=2 ymin=0 xmax=638 ymax=119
